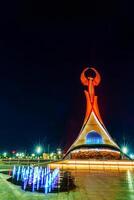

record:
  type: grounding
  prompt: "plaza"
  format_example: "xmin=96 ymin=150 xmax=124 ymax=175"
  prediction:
xmin=0 ymin=165 xmax=134 ymax=200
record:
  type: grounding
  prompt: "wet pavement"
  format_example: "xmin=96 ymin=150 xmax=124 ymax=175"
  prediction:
xmin=0 ymin=169 xmax=134 ymax=200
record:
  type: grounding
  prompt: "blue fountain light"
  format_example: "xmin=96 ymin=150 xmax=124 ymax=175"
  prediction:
xmin=12 ymin=165 xmax=59 ymax=194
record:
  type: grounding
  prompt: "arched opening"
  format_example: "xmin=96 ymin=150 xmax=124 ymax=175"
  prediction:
xmin=86 ymin=131 xmax=103 ymax=144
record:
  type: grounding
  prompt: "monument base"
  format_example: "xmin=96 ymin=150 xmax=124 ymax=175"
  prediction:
xmin=70 ymin=149 xmax=121 ymax=160
xmin=49 ymin=159 xmax=134 ymax=171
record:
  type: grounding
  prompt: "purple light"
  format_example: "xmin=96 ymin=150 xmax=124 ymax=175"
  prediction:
xmin=12 ymin=165 xmax=59 ymax=193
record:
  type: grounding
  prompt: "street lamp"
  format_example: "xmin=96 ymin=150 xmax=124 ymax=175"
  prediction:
xmin=31 ymin=153 xmax=35 ymax=157
xmin=36 ymin=146 xmax=42 ymax=155
xmin=129 ymin=154 xmax=134 ymax=159
xmin=122 ymin=146 xmax=128 ymax=154
xmin=16 ymin=153 xmax=19 ymax=157
xmin=3 ymin=152 xmax=7 ymax=157
xmin=58 ymin=150 xmax=61 ymax=155
xmin=57 ymin=148 xmax=62 ymax=159
xmin=35 ymin=146 xmax=43 ymax=165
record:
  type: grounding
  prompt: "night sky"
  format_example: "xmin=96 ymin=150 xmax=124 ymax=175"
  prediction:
xmin=0 ymin=2 xmax=134 ymax=153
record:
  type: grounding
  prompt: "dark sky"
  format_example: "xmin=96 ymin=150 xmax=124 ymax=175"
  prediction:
xmin=0 ymin=2 xmax=134 ymax=153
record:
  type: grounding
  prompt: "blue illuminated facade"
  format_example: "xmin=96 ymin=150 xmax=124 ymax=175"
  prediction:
xmin=86 ymin=131 xmax=104 ymax=144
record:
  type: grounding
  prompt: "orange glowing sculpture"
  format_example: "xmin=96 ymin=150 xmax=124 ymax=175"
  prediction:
xmin=80 ymin=67 xmax=103 ymax=126
xmin=65 ymin=67 xmax=121 ymax=160
xmin=80 ymin=67 xmax=101 ymax=104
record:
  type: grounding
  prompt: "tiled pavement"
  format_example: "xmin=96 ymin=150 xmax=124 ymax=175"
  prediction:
xmin=0 ymin=170 xmax=134 ymax=200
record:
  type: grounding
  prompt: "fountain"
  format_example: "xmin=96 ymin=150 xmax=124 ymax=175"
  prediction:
xmin=8 ymin=165 xmax=76 ymax=194
xmin=11 ymin=165 xmax=59 ymax=194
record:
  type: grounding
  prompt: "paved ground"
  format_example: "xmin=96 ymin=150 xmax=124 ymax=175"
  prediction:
xmin=0 ymin=168 xmax=134 ymax=200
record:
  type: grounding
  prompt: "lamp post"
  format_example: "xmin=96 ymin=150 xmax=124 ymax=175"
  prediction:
xmin=35 ymin=146 xmax=43 ymax=164
xmin=31 ymin=153 xmax=35 ymax=159
xmin=3 ymin=152 xmax=7 ymax=158
xmin=122 ymin=146 xmax=128 ymax=154
xmin=121 ymin=146 xmax=128 ymax=159
xmin=129 ymin=154 xmax=134 ymax=159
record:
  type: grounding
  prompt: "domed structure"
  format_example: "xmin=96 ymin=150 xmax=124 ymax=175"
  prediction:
xmin=65 ymin=67 xmax=123 ymax=160
xmin=86 ymin=131 xmax=104 ymax=144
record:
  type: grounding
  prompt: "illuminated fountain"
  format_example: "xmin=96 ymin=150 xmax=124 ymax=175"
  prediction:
xmin=11 ymin=165 xmax=59 ymax=194
xmin=10 ymin=165 xmax=75 ymax=193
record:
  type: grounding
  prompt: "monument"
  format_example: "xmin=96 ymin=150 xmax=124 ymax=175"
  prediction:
xmin=65 ymin=67 xmax=123 ymax=160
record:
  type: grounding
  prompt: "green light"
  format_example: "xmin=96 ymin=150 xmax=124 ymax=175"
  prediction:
xmin=21 ymin=153 xmax=25 ymax=157
xmin=50 ymin=152 xmax=54 ymax=157
xmin=122 ymin=146 xmax=128 ymax=154
xmin=130 ymin=154 xmax=134 ymax=159
xmin=58 ymin=150 xmax=61 ymax=155
xmin=16 ymin=153 xmax=19 ymax=157
xmin=36 ymin=146 xmax=42 ymax=154
xmin=3 ymin=152 xmax=7 ymax=157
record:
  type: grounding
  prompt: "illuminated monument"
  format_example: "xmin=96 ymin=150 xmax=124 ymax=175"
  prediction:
xmin=65 ymin=67 xmax=122 ymax=160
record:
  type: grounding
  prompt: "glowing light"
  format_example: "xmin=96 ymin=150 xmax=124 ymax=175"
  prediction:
xmin=50 ymin=152 xmax=54 ymax=157
xmin=36 ymin=146 xmax=42 ymax=154
xmin=15 ymin=152 xmax=25 ymax=158
xmin=49 ymin=159 xmax=134 ymax=170
xmin=57 ymin=150 xmax=61 ymax=155
xmin=122 ymin=146 xmax=128 ymax=154
xmin=12 ymin=165 xmax=59 ymax=193
xmin=129 ymin=154 xmax=134 ymax=159
xmin=127 ymin=170 xmax=134 ymax=191
xmin=86 ymin=131 xmax=103 ymax=144
xmin=3 ymin=152 xmax=7 ymax=157
xmin=12 ymin=165 xmax=16 ymax=178
xmin=72 ymin=148 xmax=120 ymax=153
xmin=21 ymin=153 xmax=25 ymax=157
